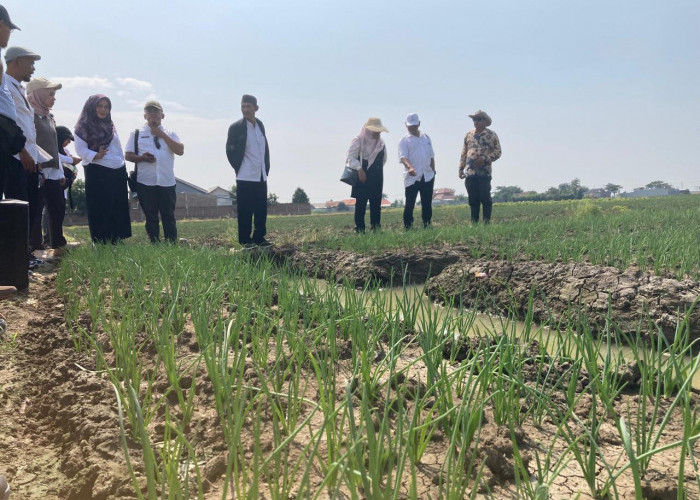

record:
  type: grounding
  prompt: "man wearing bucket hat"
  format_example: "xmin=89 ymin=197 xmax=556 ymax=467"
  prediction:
xmin=458 ymin=110 xmax=501 ymax=224
xmin=399 ymin=113 xmax=436 ymax=229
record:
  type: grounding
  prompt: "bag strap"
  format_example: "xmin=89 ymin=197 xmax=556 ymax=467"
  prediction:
xmin=134 ymin=129 xmax=139 ymax=179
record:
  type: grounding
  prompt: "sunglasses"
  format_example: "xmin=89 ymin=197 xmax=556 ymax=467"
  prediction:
xmin=472 ymin=117 xmax=485 ymax=122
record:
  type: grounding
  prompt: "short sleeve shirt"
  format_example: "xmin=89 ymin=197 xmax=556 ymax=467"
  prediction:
xmin=125 ymin=124 xmax=179 ymax=187
xmin=398 ymin=133 xmax=435 ymax=187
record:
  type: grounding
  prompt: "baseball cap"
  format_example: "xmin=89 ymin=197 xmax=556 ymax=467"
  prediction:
xmin=0 ymin=6 xmax=19 ymax=30
xmin=26 ymin=77 xmax=62 ymax=94
xmin=144 ymin=100 xmax=163 ymax=111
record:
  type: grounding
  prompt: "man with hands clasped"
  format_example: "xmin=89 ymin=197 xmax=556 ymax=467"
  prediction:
xmin=399 ymin=113 xmax=436 ymax=230
xmin=125 ymin=100 xmax=184 ymax=243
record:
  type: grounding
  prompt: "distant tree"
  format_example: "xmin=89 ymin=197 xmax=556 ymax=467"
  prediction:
xmin=454 ymin=194 xmax=468 ymax=203
xmin=382 ymin=192 xmax=389 ymax=200
xmin=645 ymin=180 xmax=674 ymax=190
xmin=391 ymin=198 xmax=404 ymax=208
xmin=337 ymin=201 xmax=350 ymax=212
xmin=69 ymin=179 xmax=87 ymax=214
xmin=228 ymin=183 xmax=238 ymax=204
xmin=267 ymin=192 xmax=279 ymax=205
xmin=544 ymin=178 xmax=588 ymax=200
xmin=493 ymin=185 xmax=523 ymax=203
xmin=604 ymin=183 xmax=622 ymax=197
xmin=291 ymin=187 xmax=309 ymax=204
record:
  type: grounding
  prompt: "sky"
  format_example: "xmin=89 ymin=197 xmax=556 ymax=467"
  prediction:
xmin=5 ymin=0 xmax=700 ymax=202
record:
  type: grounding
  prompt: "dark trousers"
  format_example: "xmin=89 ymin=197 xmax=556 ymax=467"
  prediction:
xmin=27 ymin=172 xmax=43 ymax=251
xmin=465 ymin=175 xmax=492 ymax=223
xmin=137 ymin=183 xmax=177 ymax=243
xmin=41 ymin=178 xmax=67 ymax=248
xmin=236 ymin=180 xmax=267 ymax=244
xmin=85 ymin=164 xmax=132 ymax=244
xmin=0 ymin=156 xmax=29 ymax=201
xmin=403 ymin=177 xmax=434 ymax=229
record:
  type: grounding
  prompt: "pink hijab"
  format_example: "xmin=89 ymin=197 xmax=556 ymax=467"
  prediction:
xmin=357 ymin=125 xmax=385 ymax=167
xmin=27 ymin=87 xmax=54 ymax=116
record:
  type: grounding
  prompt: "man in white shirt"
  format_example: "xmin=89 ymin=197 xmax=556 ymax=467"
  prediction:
xmin=0 ymin=9 xmax=34 ymax=203
xmin=125 ymin=101 xmax=184 ymax=243
xmin=398 ymin=113 xmax=436 ymax=229
xmin=225 ymin=94 xmax=271 ymax=247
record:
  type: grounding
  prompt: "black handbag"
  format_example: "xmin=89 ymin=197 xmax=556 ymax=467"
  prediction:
xmin=127 ymin=129 xmax=139 ymax=192
xmin=340 ymin=139 xmax=362 ymax=187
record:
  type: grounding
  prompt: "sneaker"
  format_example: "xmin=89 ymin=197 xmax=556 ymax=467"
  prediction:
xmin=256 ymin=239 xmax=273 ymax=247
xmin=29 ymin=257 xmax=43 ymax=270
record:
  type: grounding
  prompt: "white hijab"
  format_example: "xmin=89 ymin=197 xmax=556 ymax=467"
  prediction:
xmin=357 ymin=125 xmax=385 ymax=168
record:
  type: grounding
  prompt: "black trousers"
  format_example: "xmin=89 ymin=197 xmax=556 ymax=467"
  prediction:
xmin=465 ymin=175 xmax=492 ymax=223
xmin=136 ymin=183 xmax=177 ymax=243
xmin=403 ymin=177 xmax=434 ymax=229
xmin=41 ymin=178 xmax=67 ymax=248
xmin=85 ymin=164 xmax=132 ymax=244
xmin=0 ymin=156 xmax=29 ymax=201
xmin=26 ymin=172 xmax=44 ymax=251
xmin=236 ymin=180 xmax=267 ymax=244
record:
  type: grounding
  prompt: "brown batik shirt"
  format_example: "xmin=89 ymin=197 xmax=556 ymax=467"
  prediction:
xmin=459 ymin=128 xmax=502 ymax=177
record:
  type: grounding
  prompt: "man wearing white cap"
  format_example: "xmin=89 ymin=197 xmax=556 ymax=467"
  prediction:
xmin=399 ymin=113 xmax=436 ymax=229
xmin=125 ymin=100 xmax=184 ymax=243
xmin=4 ymin=46 xmax=41 ymax=201
xmin=458 ymin=110 xmax=501 ymax=224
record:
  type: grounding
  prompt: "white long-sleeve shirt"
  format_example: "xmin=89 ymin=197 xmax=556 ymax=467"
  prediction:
xmin=74 ymin=132 xmax=125 ymax=169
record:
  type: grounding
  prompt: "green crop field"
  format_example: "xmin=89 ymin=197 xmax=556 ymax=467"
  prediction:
xmin=52 ymin=195 xmax=700 ymax=498
xmin=66 ymin=195 xmax=700 ymax=279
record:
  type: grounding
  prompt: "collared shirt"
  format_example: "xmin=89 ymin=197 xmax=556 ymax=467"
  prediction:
xmin=125 ymin=124 xmax=180 ymax=187
xmin=459 ymin=128 xmax=501 ymax=177
xmin=0 ymin=72 xmax=18 ymax=122
xmin=4 ymin=73 xmax=38 ymax=162
xmin=237 ymin=119 xmax=267 ymax=182
xmin=398 ymin=132 xmax=435 ymax=187
xmin=74 ymin=131 xmax=125 ymax=169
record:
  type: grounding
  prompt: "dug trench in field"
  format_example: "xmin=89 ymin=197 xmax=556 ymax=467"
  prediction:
xmin=266 ymin=245 xmax=700 ymax=344
xmin=307 ymin=278 xmax=700 ymax=390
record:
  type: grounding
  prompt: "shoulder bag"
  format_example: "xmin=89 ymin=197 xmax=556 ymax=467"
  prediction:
xmin=127 ymin=129 xmax=139 ymax=192
xmin=340 ymin=138 xmax=362 ymax=186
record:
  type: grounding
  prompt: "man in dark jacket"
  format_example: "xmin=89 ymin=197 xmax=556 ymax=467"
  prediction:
xmin=226 ymin=94 xmax=271 ymax=247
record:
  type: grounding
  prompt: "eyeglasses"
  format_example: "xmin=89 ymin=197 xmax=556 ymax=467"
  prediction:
xmin=154 ymin=137 xmax=161 ymax=149
xmin=472 ymin=117 xmax=484 ymax=122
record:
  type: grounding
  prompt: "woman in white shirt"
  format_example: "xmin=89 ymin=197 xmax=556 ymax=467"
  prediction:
xmin=74 ymin=94 xmax=131 ymax=244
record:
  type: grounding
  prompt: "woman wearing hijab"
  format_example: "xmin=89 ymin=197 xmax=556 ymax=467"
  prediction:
xmin=26 ymin=77 xmax=67 ymax=251
xmin=346 ymin=117 xmax=388 ymax=233
xmin=74 ymin=94 xmax=131 ymax=244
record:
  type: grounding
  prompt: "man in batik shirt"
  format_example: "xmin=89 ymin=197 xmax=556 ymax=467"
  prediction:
xmin=458 ymin=110 xmax=501 ymax=224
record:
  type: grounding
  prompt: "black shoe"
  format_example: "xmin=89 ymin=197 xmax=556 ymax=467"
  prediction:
xmin=29 ymin=256 xmax=44 ymax=270
xmin=256 ymin=239 xmax=272 ymax=247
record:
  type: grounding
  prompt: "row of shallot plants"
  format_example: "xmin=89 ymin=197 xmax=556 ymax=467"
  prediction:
xmin=58 ymin=244 xmax=700 ymax=499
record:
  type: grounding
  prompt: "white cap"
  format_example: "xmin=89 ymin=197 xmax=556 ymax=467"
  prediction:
xmin=405 ymin=113 xmax=420 ymax=126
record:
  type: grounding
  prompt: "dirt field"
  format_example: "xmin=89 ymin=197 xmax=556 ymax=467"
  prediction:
xmin=1 ymin=245 xmax=698 ymax=499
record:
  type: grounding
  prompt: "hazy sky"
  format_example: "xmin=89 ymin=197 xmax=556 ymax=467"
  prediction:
xmin=6 ymin=1 xmax=699 ymax=202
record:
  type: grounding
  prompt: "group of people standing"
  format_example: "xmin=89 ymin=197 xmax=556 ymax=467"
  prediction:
xmin=0 ymin=4 xmax=185 ymax=269
xmin=2 ymin=2 xmax=503 ymax=265
xmin=345 ymin=109 xmax=502 ymax=233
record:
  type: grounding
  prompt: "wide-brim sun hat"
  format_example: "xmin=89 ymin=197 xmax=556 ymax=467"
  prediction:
xmin=365 ymin=117 xmax=389 ymax=133
xmin=469 ymin=110 xmax=492 ymax=126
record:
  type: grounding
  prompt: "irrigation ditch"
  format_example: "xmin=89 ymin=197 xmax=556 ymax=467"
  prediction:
xmin=0 ymin=243 xmax=698 ymax=499
xmin=269 ymin=244 xmax=700 ymax=342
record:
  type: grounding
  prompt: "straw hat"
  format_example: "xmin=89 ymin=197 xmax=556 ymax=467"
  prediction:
xmin=365 ymin=117 xmax=389 ymax=133
xmin=26 ymin=77 xmax=62 ymax=93
xmin=468 ymin=110 xmax=492 ymax=126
